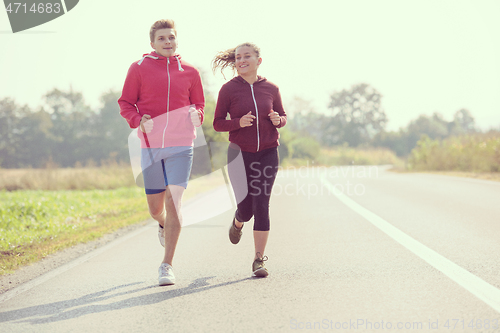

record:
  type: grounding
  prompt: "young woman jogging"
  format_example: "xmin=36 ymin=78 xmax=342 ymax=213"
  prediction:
xmin=212 ymin=43 xmax=287 ymax=277
xmin=118 ymin=19 xmax=204 ymax=286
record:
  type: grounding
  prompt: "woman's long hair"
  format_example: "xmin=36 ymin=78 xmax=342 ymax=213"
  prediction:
xmin=212 ymin=43 xmax=261 ymax=78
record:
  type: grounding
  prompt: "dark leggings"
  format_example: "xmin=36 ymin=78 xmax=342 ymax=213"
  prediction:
xmin=227 ymin=145 xmax=279 ymax=231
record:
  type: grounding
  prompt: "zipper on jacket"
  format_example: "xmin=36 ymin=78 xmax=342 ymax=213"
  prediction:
xmin=250 ymin=84 xmax=260 ymax=151
xmin=162 ymin=58 xmax=171 ymax=149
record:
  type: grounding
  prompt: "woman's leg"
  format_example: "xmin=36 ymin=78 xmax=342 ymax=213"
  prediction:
xmin=228 ymin=146 xmax=254 ymax=227
xmin=253 ymin=231 xmax=269 ymax=259
xmin=251 ymin=147 xmax=279 ymax=258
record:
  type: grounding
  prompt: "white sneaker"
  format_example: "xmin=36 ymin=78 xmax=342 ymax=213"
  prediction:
xmin=158 ymin=263 xmax=175 ymax=286
xmin=158 ymin=224 xmax=165 ymax=247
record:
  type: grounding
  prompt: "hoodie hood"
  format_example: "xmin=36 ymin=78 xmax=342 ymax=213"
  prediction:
xmin=233 ymin=75 xmax=267 ymax=85
xmin=137 ymin=52 xmax=184 ymax=71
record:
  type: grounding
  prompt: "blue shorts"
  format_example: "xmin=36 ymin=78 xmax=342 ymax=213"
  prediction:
xmin=141 ymin=146 xmax=193 ymax=194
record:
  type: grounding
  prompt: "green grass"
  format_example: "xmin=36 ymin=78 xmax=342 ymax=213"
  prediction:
xmin=0 ymin=164 xmax=136 ymax=191
xmin=0 ymin=187 xmax=150 ymax=275
xmin=0 ymin=168 xmax=227 ymax=276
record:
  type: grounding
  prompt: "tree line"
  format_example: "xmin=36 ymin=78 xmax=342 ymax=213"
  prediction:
xmin=1 ymin=88 xmax=129 ymax=168
xmin=286 ymin=83 xmax=480 ymax=157
xmin=0 ymin=83 xmax=488 ymax=168
xmin=0 ymin=87 xmax=226 ymax=169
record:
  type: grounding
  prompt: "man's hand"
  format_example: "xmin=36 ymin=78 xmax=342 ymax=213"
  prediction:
xmin=140 ymin=114 xmax=153 ymax=133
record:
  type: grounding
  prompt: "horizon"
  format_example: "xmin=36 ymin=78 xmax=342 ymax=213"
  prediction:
xmin=1 ymin=0 xmax=499 ymax=132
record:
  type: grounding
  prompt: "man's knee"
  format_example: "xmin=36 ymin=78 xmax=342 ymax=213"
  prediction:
xmin=150 ymin=207 xmax=166 ymax=220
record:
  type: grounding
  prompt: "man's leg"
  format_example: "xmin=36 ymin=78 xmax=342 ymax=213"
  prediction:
xmin=146 ymin=191 xmax=166 ymax=226
xmin=162 ymin=184 xmax=184 ymax=266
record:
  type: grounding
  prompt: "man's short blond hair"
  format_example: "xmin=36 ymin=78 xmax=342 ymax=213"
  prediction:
xmin=150 ymin=19 xmax=176 ymax=43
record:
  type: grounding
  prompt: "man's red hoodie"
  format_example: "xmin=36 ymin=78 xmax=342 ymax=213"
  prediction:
xmin=213 ymin=76 xmax=287 ymax=153
xmin=118 ymin=52 xmax=205 ymax=148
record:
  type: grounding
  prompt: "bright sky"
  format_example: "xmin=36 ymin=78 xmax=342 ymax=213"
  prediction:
xmin=1 ymin=0 xmax=499 ymax=131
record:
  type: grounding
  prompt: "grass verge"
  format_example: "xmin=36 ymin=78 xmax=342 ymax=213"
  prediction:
xmin=0 ymin=164 xmax=136 ymax=191
xmin=0 ymin=171 xmax=225 ymax=276
xmin=0 ymin=187 xmax=149 ymax=275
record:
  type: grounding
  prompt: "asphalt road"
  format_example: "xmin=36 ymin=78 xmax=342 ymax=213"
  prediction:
xmin=1 ymin=166 xmax=500 ymax=332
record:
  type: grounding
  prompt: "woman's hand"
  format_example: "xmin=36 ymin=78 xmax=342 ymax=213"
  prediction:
xmin=269 ymin=110 xmax=281 ymax=126
xmin=140 ymin=114 xmax=153 ymax=133
xmin=240 ymin=111 xmax=256 ymax=127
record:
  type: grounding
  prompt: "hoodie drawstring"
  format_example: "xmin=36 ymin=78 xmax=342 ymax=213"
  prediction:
xmin=138 ymin=55 xmax=158 ymax=65
xmin=176 ymin=56 xmax=184 ymax=72
xmin=138 ymin=55 xmax=184 ymax=72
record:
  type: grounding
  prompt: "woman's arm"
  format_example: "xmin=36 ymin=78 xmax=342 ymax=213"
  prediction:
xmin=213 ymin=86 xmax=241 ymax=132
xmin=272 ymin=87 xmax=287 ymax=128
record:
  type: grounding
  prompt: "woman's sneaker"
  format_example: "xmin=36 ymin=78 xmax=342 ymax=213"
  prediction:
xmin=229 ymin=218 xmax=243 ymax=244
xmin=158 ymin=224 xmax=165 ymax=247
xmin=252 ymin=254 xmax=269 ymax=277
xmin=158 ymin=263 xmax=175 ymax=285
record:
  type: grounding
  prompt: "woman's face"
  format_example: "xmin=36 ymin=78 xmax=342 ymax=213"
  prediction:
xmin=235 ymin=46 xmax=261 ymax=76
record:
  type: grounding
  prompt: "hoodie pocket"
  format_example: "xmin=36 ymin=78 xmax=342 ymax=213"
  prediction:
xmin=163 ymin=105 xmax=196 ymax=146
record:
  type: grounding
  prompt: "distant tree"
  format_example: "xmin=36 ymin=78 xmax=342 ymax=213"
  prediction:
xmin=0 ymin=98 xmax=23 ymax=167
xmin=0 ymin=98 xmax=54 ymax=168
xmin=44 ymin=87 xmax=96 ymax=166
xmin=372 ymin=129 xmax=410 ymax=157
xmin=96 ymin=90 xmax=131 ymax=163
xmin=405 ymin=113 xmax=448 ymax=152
xmin=15 ymin=108 xmax=53 ymax=167
xmin=189 ymin=94 xmax=226 ymax=177
xmin=374 ymin=109 xmax=479 ymax=157
xmin=325 ymin=83 xmax=387 ymax=146
xmin=449 ymin=108 xmax=475 ymax=135
xmin=286 ymin=96 xmax=315 ymax=118
xmin=201 ymin=94 xmax=227 ymax=144
xmin=286 ymin=96 xmax=326 ymax=144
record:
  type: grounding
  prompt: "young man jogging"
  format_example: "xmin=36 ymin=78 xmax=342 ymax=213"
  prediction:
xmin=118 ymin=19 xmax=204 ymax=286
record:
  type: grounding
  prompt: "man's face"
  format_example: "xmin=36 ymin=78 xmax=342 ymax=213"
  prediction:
xmin=151 ymin=28 xmax=177 ymax=58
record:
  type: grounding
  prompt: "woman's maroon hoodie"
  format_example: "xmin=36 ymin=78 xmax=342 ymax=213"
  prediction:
xmin=213 ymin=76 xmax=287 ymax=153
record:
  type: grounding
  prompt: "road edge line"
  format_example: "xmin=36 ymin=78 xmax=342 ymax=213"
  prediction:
xmin=320 ymin=175 xmax=500 ymax=314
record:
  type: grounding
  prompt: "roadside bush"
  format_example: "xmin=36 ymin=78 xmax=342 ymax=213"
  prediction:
xmin=289 ymin=136 xmax=321 ymax=160
xmin=316 ymin=144 xmax=402 ymax=166
xmin=407 ymin=132 xmax=500 ymax=172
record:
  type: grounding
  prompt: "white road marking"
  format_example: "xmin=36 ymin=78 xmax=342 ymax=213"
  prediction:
xmin=321 ymin=175 xmax=500 ymax=314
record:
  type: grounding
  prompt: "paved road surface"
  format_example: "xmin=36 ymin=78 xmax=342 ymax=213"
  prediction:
xmin=1 ymin=166 xmax=500 ymax=332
